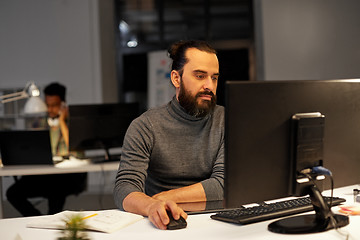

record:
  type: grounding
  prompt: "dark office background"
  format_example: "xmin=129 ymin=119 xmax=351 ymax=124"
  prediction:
xmin=2 ymin=0 xmax=360 ymax=106
xmin=114 ymin=0 xmax=254 ymax=107
xmin=2 ymin=0 xmax=360 ymax=218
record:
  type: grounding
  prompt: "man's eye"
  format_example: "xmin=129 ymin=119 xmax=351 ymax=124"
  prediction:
xmin=196 ymin=74 xmax=206 ymax=79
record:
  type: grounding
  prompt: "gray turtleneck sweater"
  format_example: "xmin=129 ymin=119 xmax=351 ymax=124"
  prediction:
xmin=114 ymin=97 xmax=224 ymax=210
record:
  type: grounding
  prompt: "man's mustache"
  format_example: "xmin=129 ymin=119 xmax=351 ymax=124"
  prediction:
xmin=196 ymin=91 xmax=215 ymax=98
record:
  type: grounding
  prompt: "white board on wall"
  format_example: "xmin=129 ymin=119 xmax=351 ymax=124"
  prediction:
xmin=147 ymin=50 xmax=175 ymax=109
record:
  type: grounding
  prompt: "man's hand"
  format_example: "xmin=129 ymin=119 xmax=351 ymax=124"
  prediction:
xmin=147 ymin=200 xmax=187 ymax=230
xmin=58 ymin=102 xmax=69 ymax=147
xmin=122 ymin=192 xmax=187 ymax=230
xmin=58 ymin=102 xmax=68 ymax=123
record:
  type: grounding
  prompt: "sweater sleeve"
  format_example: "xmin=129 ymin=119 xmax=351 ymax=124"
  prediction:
xmin=200 ymin=131 xmax=225 ymax=201
xmin=113 ymin=116 xmax=153 ymax=210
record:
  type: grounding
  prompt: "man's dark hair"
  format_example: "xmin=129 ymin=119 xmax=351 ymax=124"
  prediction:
xmin=168 ymin=40 xmax=217 ymax=76
xmin=43 ymin=82 xmax=66 ymax=102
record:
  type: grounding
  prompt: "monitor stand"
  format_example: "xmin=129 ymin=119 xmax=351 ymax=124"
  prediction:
xmin=268 ymin=185 xmax=349 ymax=234
xmin=90 ymin=141 xmax=121 ymax=163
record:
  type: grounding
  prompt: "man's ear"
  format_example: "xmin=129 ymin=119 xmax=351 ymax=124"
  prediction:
xmin=170 ymin=70 xmax=181 ymax=88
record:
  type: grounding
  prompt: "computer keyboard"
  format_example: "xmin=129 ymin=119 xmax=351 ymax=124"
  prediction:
xmin=210 ymin=196 xmax=346 ymax=225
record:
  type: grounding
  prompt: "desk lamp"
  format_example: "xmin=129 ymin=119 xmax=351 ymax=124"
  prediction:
xmin=0 ymin=82 xmax=47 ymax=114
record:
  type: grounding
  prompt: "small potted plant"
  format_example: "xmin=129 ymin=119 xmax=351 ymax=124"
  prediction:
xmin=58 ymin=214 xmax=90 ymax=240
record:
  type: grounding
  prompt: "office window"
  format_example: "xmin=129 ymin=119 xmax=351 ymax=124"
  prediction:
xmin=115 ymin=0 xmax=253 ymax=48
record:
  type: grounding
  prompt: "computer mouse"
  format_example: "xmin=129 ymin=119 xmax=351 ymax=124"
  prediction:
xmin=166 ymin=211 xmax=187 ymax=230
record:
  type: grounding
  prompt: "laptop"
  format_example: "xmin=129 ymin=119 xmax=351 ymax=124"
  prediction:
xmin=0 ymin=130 xmax=54 ymax=166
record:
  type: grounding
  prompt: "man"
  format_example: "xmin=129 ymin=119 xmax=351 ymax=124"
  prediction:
xmin=114 ymin=40 xmax=224 ymax=229
xmin=44 ymin=83 xmax=69 ymax=156
xmin=6 ymin=82 xmax=87 ymax=216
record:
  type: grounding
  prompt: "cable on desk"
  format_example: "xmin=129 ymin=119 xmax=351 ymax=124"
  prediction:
xmin=303 ymin=166 xmax=350 ymax=240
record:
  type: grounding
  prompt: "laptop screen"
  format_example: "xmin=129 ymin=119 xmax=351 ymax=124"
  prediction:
xmin=0 ymin=130 xmax=53 ymax=166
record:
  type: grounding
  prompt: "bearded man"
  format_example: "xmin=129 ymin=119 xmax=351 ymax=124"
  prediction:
xmin=114 ymin=40 xmax=224 ymax=230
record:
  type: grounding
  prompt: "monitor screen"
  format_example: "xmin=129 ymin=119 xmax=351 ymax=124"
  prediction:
xmin=69 ymin=103 xmax=139 ymax=158
xmin=0 ymin=130 xmax=53 ymax=165
xmin=224 ymin=79 xmax=360 ymax=209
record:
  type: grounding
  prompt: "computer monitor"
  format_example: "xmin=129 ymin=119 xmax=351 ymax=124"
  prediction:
xmin=69 ymin=103 xmax=139 ymax=161
xmin=225 ymin=79 xmax=360 ymax=233
xmin=0 ymin=130 xmax=53 ymax=165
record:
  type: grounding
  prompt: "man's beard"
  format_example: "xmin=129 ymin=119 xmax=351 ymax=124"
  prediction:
xmin=178 ymin=79 xmax=216 ymax=118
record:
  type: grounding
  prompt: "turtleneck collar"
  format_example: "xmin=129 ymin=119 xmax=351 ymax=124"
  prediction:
xmin=168 ymin=96 xmax=211 ymax=122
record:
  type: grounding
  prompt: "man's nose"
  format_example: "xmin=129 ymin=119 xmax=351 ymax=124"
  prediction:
xmin=204 ymin=77 xmax=215 ymax=92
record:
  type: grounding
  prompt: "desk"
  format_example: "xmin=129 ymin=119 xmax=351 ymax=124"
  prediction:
xmin=0 ymin=185 xmax=359 ymax=240
xmin=0 ymin=160 xmax=119 ymax=218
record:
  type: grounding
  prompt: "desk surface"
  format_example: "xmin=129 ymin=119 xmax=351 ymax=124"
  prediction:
xmin=0 ymin=160 xmax=119 ymax=176
xmin=1 ymin=185 xmax=359 ymax=240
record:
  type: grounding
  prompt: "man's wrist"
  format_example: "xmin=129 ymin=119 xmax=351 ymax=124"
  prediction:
xmin=123 ymin=192 xmax=160 ymax=217
xmin=153 ymin=189 xmax=176 ymax=202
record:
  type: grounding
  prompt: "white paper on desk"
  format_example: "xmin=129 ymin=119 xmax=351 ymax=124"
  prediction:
xmin=26 ymin=209 xmax=144 ymax=233
xmin=55 ymin=157 xmax=90 ymax=168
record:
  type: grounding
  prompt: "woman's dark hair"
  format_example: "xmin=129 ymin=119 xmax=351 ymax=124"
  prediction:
xmin=168 ymin=40 xmax=216 ymax=76
xmin=43 ymin=82 xmax=66 ymax=102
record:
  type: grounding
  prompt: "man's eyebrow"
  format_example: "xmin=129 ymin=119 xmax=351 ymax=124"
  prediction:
xmin=193 ymin=70 xmax=207 ymax=74
xmin=193 ymin=70 xmax=220 ymax=76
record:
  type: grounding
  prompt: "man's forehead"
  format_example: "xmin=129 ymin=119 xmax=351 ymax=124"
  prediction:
xmin=45 ymin=95 xmax=61 ymax=103
xmin=185 ymin=48 xmax=219 ymax=71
